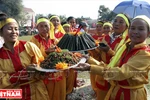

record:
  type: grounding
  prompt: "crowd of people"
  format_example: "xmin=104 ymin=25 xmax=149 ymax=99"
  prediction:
xmin=0 ymin=11 xmax=150 ymax=100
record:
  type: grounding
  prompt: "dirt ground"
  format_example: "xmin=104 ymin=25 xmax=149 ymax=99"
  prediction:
xmin=67 ymin=72 xmax=96 ymax=100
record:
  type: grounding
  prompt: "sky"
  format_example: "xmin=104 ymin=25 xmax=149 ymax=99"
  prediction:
xmin=23 ymin=0 xmax=150 ymax=19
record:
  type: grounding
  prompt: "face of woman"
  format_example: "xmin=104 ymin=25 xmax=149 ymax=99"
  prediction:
xmin=1 ymin=22 xmax=19 ymax=43
xmin=113 ymin=16 xmax=128 ymax=35
xmin=68 ymin=18 xmax=76 ymax=28
xmin=103 ymin=25 xmax=112 ymax=34
xmin=63 ymin=26 xmax=70 ymax=33
xmin=129 ymin=19 xmax=150 ymax=45
xmin=50 ymin=17 xmax=60 ymax=28
xmin=37 ymin=22 xmax=50 ymax=37
xmin=96 ymin=24 xmax=103 ymax=33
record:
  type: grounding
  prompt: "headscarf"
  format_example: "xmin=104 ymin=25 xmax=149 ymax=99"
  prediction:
xmin=96 ymin=21 xmax=103 ymax=25
xmin=49 ymin=15 xmax=60 ymax=21
xmin=62 ymin=24 xmax=70 ymax=27
xmin=103 ymin=22 xmax=113 ymax=28
xmin=36 ymin=18 xmax=50 ymax=26
xmin=116 ymin=14 xmax=130 ymax=27
xmin=0 ymin=18 xmax=17 ymax=29
xmin=133 ymin=15 xmax=150 ymax=30
xmin=49 ymin=15 xmax=65 ymax=39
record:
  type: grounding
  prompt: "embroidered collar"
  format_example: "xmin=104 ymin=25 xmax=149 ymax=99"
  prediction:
xmin=109 ymin=32 xmax=122 ymax=43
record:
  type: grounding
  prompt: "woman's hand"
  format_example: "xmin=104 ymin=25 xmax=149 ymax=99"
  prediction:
xmin=26 ymin=64 xmax=37 ymax=72
xmin=82 ymin=54 xmax=89 ymax=60
xmin=45 ymin=47 xmax=56 ymax=54
xmin=73 ymin=63 xmax=91 ymax=71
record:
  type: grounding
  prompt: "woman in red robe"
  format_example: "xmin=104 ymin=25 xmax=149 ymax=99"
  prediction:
xmin=0 ymin=15 xmax=49 ymax=100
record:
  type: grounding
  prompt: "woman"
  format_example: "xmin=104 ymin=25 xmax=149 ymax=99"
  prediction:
xmin=30 ymin=17 xmax=67 ymax=100
xmin=88 ymin=13 xmax=130 ymax=100
xmin=66 ymin=16 xmax=77 ymax=32
xmin=30 ymin=17 xmax=55 ymax=57
xmin=99 ymin=13 xmax=130 ymax=64
xmin=102 ymin=22 xmax=113 ymax=35
xmin=92 ymin=21 xmax=104 ymax=42
xmin=62 ymin=23 xmax=70 ymax=33
xmin=0 ymin=16 xmax=49 ymax=99
xmin=74 ymin=15 xmax=150 ymax=100
xmin=49 ymin=15 xmax=65 ymax=41
xmin=79 ymin=21 xmax=89 ymax=33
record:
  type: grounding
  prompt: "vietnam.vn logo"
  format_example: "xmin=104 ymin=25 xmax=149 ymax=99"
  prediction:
xmin=0 ymin=89 xmax=22 ymax=99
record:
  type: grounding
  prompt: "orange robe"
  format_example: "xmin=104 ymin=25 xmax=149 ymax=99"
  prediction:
xmin=88 ymin=48 xmax=102 ymax=92
xmin=88 ymin=33 xmax=105 ymax=93
xmin=30 ymin=34 xmax=53 ymax=57
xmin=66 ymin=27 xmax=78 ymax=94
xmin=90 ymin=42 xmax=150 ymax=100
xmin=54 ymin=31 xmax=64 ymax=40
xmin=92 ymin=33 xmax=105 ymax=42
xmin=70 ymin=27 xmax=78 ymax=33
xmin=0 ymin=40 xmax=49 ymax=100
xmin=89 ymin=34 xmax=129 ymax=100
xmin=54 ymin=29 xmax=76 ymax=95
xmin=30 ymin=34 xmax=67 ymax=100
xmin=96 ymin=35 xmax=129 ymax=100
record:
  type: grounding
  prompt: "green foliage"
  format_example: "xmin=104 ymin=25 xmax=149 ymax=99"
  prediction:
xmin=35 ymin=14 xmax=45 ymax=23
xmin=0 ymin=0 xmax=23 ymax=20
xmin=19 ymin=11 xmax=30 ymax=27
xmin=98 ymin=5 xmax=116 ymax=21
xmin=35 ymin=14 xmax=67 ymax=23
xmin=58 ymin=15 xmax=66 ymax=22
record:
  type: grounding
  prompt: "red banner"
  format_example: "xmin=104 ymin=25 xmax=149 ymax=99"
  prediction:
xmin=0 ymin=89 xmax=22 ymax=99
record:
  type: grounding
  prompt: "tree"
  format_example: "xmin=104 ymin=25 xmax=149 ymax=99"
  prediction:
xmin=48 ymin=14 xmax=67 ymax=22
xmin=59 ymin=15 xmax=66 ymax=22
xmin=35 ymin=14 xmax=45 ymax=23
xmin=98 ymin=5 xmax=116 ymax=21
xmin=19 ymin=11 xmax=30 ymax=27
xmin=0 ymin=0 xmax=23 ymax=20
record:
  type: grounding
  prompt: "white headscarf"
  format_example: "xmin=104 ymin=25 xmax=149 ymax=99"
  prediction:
xmin=133 ymin=15 xmax=150 ymax=30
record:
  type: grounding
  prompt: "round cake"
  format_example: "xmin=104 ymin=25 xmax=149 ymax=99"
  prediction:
xmin=57 ymin=33 xmax=96 ymax=51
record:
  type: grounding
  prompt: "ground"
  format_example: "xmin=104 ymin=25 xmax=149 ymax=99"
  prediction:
xmin=67 ymin=72 xmax=96 ymax=100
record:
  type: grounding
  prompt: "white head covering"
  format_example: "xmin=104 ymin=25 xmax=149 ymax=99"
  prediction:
xmin=133 ymin=15 xmax=150 ymax=31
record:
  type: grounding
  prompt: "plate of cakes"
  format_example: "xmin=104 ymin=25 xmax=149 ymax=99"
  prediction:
xmin=35 ymin=48 xmax=87 ymax=72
